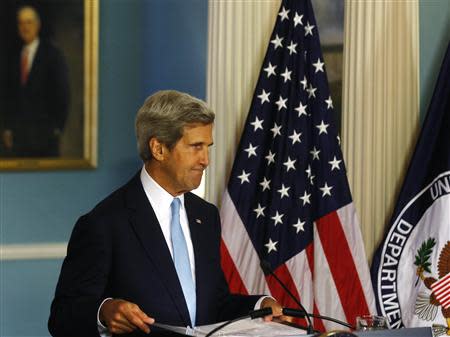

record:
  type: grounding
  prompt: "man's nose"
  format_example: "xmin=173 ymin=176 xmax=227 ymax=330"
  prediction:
xmin=199 ymin=148 xmax=209 ymax=167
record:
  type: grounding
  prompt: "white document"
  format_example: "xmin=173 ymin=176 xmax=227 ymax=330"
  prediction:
xmin=153 ymin=318 xmax=307 ymax=337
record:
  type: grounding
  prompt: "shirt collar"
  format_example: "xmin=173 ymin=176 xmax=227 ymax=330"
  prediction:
xmin=23 ymin=38 xmax=39 ymax=54
xmin=140 ymin=166 xmax=185 ymax=218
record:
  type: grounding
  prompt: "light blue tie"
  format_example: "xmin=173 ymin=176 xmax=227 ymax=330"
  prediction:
xmin=170 ymin=198 xmax=196 ymax=327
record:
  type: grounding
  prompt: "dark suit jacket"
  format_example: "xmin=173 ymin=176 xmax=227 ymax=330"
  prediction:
xmin=48 ymin=173 xmax=260 ymax=337
xmin=2 ymin=39 xmax=69 ymax=157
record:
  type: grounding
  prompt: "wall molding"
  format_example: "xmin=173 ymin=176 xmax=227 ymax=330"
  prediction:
xmin=0 ymin=242 xmax=67 ymax=261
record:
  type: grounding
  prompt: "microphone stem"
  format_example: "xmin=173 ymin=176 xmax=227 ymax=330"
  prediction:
xmin=204 ymin=315 xmax=249 ymax=337
xmin=308 ymin=313 xmax=354 ymax=330
xmin=268 ymin=272 xmax=315 ymax=335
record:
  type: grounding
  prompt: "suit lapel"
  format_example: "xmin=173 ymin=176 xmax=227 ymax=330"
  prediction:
xmin=124 ymin=174 xmax=191 ymax=325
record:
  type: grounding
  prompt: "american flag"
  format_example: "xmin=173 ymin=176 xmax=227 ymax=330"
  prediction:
xmin=219 ymin=0 xmax=375 ymax=331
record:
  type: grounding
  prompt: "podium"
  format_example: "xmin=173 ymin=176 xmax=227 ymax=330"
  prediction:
xmin=152 ymin=321 xmax=433 ymax=337
xmin=355 ymin=327 xmax=433 ymax=337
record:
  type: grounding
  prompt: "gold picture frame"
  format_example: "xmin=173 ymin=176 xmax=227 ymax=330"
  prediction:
xmin=0 ymin=0 xmax=98 ymax=170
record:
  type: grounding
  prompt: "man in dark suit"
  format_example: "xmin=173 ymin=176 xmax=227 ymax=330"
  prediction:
xmin=1 ymin=5 xmax=69 ymax=157
xmin=48 ymin=91 xmax=282 ymax=337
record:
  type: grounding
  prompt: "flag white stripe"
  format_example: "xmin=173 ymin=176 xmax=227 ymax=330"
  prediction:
xmin=434 ymin=286 xmax=450 ymax=296
xmin=285 ymin=250 xmax=314 ymax=312
xmin=313 ymin=224 xmax=347 ymax=331
xmin=337 ymin=204 xmax=376 ymax=313
xmin=220 ymin=190 xmax=270 ymax=295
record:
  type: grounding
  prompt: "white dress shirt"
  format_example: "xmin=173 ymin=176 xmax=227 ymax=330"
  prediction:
xmin=140 ymin=166 xmax=196 ymax=281
xmin=22 ymin=38 xmax=39 ymax=72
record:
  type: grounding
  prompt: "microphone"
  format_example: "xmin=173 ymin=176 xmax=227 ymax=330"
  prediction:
xmin=204 ymin=307 xmax=272 ymax=337
xmin=260 ymin=260 xmax=315 ymax=335
xmin=282 ymin=308 xmax=355 ymax=330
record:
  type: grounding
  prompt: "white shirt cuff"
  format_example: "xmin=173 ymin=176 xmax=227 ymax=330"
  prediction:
xmin=97 ymin=298 xmax=113 ymax=337
xmin=254 ymin=295 xmax=275 ymax=309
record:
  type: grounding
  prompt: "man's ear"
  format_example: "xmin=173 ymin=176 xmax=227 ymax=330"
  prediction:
xmin=149 ymin=138 xmax=165 ymax=161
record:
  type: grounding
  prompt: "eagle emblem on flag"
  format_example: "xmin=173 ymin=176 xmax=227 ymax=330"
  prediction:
xmin=415 ymin=240 xmax=450 ymax=336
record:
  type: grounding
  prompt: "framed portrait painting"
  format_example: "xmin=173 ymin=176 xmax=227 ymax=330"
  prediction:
xmin=0 ymin=0 xmax=98 ymax=170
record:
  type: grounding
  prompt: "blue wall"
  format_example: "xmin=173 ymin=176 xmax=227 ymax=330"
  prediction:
xmin=0 ymin=0 xmax=207 ymax=336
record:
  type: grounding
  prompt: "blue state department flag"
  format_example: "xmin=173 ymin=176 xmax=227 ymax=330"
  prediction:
xmin=219 ymin=0 xmax=375 ymax=332
xmin=371 ymin=42 xmax=450 ymax=335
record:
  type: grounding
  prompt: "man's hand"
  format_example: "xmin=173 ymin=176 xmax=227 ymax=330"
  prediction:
xmin=260 ymin=297 xmax=292 ymax=322
xmin=99 ymin=299 xmax=154 ymax=334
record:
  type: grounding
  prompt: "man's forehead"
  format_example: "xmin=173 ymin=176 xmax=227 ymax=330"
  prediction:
xmin=180 ymin=123 xmax=214 ymax=142
xmin=183 ymin=122 xmax=214 ymax=130
xmin=18 ymin=8 xmax=38 ymax=21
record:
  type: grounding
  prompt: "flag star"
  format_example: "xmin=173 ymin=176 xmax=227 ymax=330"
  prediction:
xmin=304 ymin=21 xmax=315 ymax=36
xmin=244 ymin=143 xmax=258 ymax=158
xmin=288 ymin=130 xmax=302 ymax=145
xmin=250 ymin=116 xmax=264 ymax=131
xmin=337 ymin=135 xmax=341 ymax=145
xmin=320 ymin=182 xmax=333 ymax=197
xmin=329 ymin=156 xmax=342 ymax=171
xmin=258 ymin=89 xmax=271 ymax=104
xmin=265 ymin=151 xmax=276 ymax=165
xmin=306 ymin=83 xmax=317 ymax=98
xmin=275 ymin=95 xmax=288 ymax=111
xmin=283 ymin=156 xmax=297 ymax=172
xmin=263 ymin=63 xmax=277 ymax=78
xmin=271 ymin=211 xmax=284 ymax=226
xmin=270 ymin=34 xmax=284 ymax=50
xmin=271 ymin=123 xmax=282 ymax=138
xmin=293 ymin=12 xmax=304 ymax=27
xmin=292 ymin=218 xmax=305 ymax=233
xmin=287 ymin=41 xmax=297 ymax=55
xmin=312 ymin=58 xmax=325 ymax=73
xmin=237 ymin=170 xmax=250 ymax=184
xmin=280 ymin=67 xmax=292 ymax=83
xmin=277 ymin=184 xmax=290 ymax=199
xmin=300 ymin=76 xmax=308 ymax=90
xmin=306 ymin=165 xmax=312 ymax=178
xmin=309 ymin=174 xmax=315 ymax=186
xmin=259 ymin=177 xmax=271 ymax=191
xmin=310 ymin=147 xmax=320 ymax=160
xmin=278 ymin=6 xmax=290 ymax=21
xmin=295 ymin=102 xmax=308 ymax=117
xmin=316 ymin=120 xmax=329 ymax=135
xmin=265 ymin=238 xmax=278 ymax=253
xmin=300 ymin=191 xmax=311 ymax=205
xmin=325 ymin=96 xmax=334 ymax=109
xmin=253 ymin=203 xmax=266 ymax=218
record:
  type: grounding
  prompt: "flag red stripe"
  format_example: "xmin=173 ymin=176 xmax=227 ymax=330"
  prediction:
xmin=220 ymin=239 xmax=249 ymax=295
xmin=316 ymin=211 xmax=370 ymax=326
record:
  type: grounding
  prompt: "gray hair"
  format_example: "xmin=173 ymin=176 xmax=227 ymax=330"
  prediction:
xmin=135 ymin=90 xmax=215 ymax=161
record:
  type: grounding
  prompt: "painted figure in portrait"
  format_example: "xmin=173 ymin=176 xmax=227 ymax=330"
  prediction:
xmin=1 ymin=5 xmax=69 ymax=157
